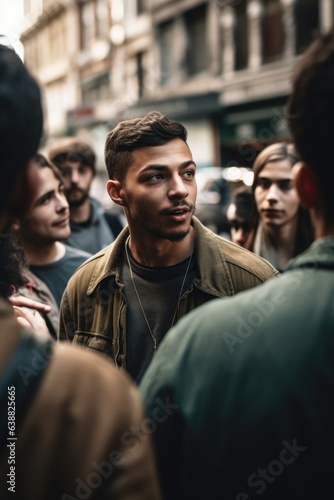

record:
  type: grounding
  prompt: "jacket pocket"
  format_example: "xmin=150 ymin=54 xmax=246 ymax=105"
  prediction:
xmin=73 ymin=331 xmax=113 ymax=357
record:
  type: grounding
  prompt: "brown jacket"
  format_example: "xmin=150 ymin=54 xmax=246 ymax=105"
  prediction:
xmin=16 ymin=270 xmax=60 ymax=339
xmin=0 ymin=299 xmax=161 ymax=500
xmin=59 ymin=218 xmax=278 ymax=368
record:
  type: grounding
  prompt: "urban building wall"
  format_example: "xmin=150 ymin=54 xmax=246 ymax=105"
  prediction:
xmin=21 ymin=0 xmax=333 ymax=189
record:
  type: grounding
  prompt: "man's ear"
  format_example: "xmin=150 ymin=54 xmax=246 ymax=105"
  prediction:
xmin=106 ymin=179 xmax=126 ymax=207
xmin=293 ymin=161 xmax=319 ymax=209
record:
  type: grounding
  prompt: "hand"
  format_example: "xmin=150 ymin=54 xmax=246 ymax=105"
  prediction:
xmin=10 ymin=295 xmax=52 ymax=313
xmin=12 ymin=306 xmax=53 ymax=341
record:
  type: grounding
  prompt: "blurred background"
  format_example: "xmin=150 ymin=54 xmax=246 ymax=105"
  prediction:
xmin=0 ymin=0 xmax=329 ymax=226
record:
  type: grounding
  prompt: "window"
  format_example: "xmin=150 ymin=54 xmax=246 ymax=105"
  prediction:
xmin=96 ymin=0 xmax=109 ymax=39
xmin=82 ymin=73 xmax=110 ymax=105
xmin=158 ymin=4 xmax=208 ymax=84
xmin=136 ymin=52 xmax=146 ymax=98
xmin=49 ymin=17 xmax=65 ymax=60
xmin=158 ymin=19 xmax=177 ymax=84
xmin=261 ymin=0 xmax=284 ymax=64
xmin=184 ymin=4 xmax=208 ymax=76
xmin=80 ymin=1 xmax=95 ymax=50
xmin=234 ymin=1 xmax=248 ymax=70
xmin=136 ymin=0 xmax=146 ymax=15
xmin=295 ymin=0 xmax=319 ymax=54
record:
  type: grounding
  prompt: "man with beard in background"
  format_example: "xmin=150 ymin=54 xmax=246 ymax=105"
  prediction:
xmin=48 ymin=137 xmax=124 ymax=254
xmin=13 ymin=153 xmax=91 ymax=307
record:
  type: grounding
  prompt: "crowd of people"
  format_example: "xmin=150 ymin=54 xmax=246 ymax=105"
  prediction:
xmin=1 ymin=29 xmax=334 ymax=500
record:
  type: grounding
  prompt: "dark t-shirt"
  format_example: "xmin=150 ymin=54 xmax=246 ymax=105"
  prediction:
xmin=30 ymin=245 xmax=91 ymax=306
xmin=123 ymin=248 xmax=196 ymax=383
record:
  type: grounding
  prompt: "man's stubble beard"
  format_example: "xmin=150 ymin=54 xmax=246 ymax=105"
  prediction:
xmin=124 ymin=198 xmax=196 ymax=242
xmin=66 ymin=189 xmax=89 ymax=208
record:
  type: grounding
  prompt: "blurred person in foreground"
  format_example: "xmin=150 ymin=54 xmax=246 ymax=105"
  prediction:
xmin=226 ymin=185 xmax=254 ymax=248
xmin=48 ymin=137 xmax=124 ymax=254
xmin=0 ymin=45 xmax=161 ymax=500
xmin=59 ymin=110 xmax=278 ymax=384
xmin=140 ymin=32 xmax=334 ymax=500
xmin=246 ymin=142 xmax=314 ymax=271
xmin=13 ymin=153 xmax=91 ymax=307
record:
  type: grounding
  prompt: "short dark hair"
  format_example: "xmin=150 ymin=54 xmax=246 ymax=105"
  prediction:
xmin=0 ymin=45 xmax=43 ymax=213
xmin=104 ymin=110 xmax=188 ymax=182
xmin=287 ymin=32 xmax=334 ymax=221
xmin=48 ymin=137 xmax=96 ymax=174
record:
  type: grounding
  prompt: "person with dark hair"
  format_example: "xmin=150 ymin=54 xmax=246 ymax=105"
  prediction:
xmin=59 ymin=110 xmax=278 ymax=383
xmin=48 ymin=137 xmax=124 ymax=254
xmin=226 ymin=185 xmax=254 ymax=248
xmin=0 ymin=231 xmax=27 ymax=299
xmin=13 ymin=153 xmax=91 ymax=307
xmin=0 ymin=44 xmax=161 ymax=500
xmin=246 ymin=142 xmax=314 ymax=271
xmin=0 ymin=230 xmax=58 ymax=339
xmin=140 ymin=33 xmax=334 ymax=500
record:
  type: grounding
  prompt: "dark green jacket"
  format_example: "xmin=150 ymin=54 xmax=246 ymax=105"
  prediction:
xmin=140 ymin=236 xmax=334 ymax=500
xmin=59 ymin=217 xmax=278 ymax=369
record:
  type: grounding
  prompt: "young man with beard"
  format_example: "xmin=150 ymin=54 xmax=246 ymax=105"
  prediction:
xmin=48 ymin=137 xmax=124 ymax=254
xmin=0 ymin=44 xmax=161 ymax=500
xmin=59 ymin=111 xmax=278 ymax=383
xmin=14 ymin=153 xmax=91 ymax=306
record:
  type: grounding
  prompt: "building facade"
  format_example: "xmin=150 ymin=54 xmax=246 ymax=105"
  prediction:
xmin=21 ymin=0 xmax=334 ymax=174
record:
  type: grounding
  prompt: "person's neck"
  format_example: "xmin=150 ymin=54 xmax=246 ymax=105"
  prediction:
xmin=128 ymin=227 xmax=194 ymax=267
xmin=70 ymin=198 xmax=91 ymax=223
xmin=24 ymin=240 xmax=66 ymax=266
xmin=311 ymin=208 xmax=334 ymax=239
xmin=265 ymin=221 xmax=297 ymax=269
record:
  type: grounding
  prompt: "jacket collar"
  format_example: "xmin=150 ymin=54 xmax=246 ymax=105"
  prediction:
xmin=87 ymin=226 xmax=129 ymax=295
xmin=192 ymin=217 xmax=235 ymax=296
xmin=285 ymin=236 xmax=334 ymax=272
xmin=86 ymin=217 xmax=233 ymax=297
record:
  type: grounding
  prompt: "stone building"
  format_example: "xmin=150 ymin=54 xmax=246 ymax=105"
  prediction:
xmin=21 ymin=0 xmax=333 ymax=174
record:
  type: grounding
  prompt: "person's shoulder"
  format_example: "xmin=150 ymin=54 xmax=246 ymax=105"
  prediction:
xmin=200 ymin=224 xmax=279 ymax=284
xmin=51 ymin=343 xmax=135 ymax=396
xmin=39 ymin=343 xmax=141 ymax=434
xmin=66 ymin=241 xmax=112 ymax=268
xmin=217 ymin=236 xmax=279 ymax=280
xmin=64 ymin=244 xmax=92 ymax=260
xmin=63 ymin=242 xmax=115 ymax=291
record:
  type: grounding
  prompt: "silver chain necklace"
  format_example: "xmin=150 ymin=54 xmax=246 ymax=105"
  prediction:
xmin=125 ymin=235 xmax=194 ymax=350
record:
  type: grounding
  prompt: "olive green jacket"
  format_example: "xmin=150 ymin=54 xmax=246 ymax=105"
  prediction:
xmin=59 ymin=217 xmax=278 ymax=368
xmin=140 ymin=236 xmax=334 ymax=500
